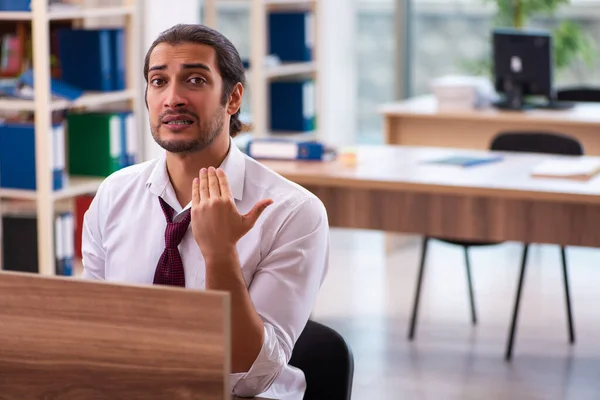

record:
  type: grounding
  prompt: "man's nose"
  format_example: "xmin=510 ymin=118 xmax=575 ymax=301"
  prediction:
xmin=164 ymin=83 xmax=187 ymax=108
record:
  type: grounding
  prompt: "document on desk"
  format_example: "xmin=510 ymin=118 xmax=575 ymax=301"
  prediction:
xmin=531 ymin=158 xmax=600 ymax=181
xmin=424 ymin=154 xmax=504 ymax=167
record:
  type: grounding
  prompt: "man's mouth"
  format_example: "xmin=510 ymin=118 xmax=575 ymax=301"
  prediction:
xmin=162 ymin=114 xmax=196 ymax=126
xmin=164 ymin=120 xmax=194 ymax=125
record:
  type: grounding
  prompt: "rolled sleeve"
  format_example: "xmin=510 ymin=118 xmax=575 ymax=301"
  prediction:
xmin=231 ymin=196 xmax=330 ymax=397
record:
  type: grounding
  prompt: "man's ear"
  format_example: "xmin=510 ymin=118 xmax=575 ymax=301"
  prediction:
xmin=227 ymin=82 xmax=244 ymax=116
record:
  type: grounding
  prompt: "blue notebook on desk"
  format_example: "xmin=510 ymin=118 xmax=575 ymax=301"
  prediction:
xmin=425 ymin=155 xmax=504 ymax=167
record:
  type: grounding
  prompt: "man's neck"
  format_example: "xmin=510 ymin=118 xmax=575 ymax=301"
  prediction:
xmin=165 ymin=137 xmax=231 ymax=208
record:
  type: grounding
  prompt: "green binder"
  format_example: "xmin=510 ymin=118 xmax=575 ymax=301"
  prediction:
xmin=67 ymin=111 xmax=122 ymax=177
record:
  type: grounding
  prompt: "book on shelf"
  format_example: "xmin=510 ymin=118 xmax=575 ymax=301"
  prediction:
xmin=270 ymin=79 xmax=315 ymax=133
xmin=268 ymin=10 xmax=314 ymax=63
xmin=0 ymin=0 xmax=31 ymax=11
xmin=1 ymin=201 xmax=74 ymax=276
xmin=531 ymin=157 xmax=600 ymax=181
xmin=0 ymin=121 xmax=66 ymax=191
xmin=66 ymin=110 xmax=136 ymax=178
xmin=57 ymin=27 xmax=125 ymax=92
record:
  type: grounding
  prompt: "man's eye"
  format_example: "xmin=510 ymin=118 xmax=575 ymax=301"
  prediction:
xmin=190 ymin=77 xmax=206 ymax=85
xmin=150 ymin=78 xmax=164 ymax=86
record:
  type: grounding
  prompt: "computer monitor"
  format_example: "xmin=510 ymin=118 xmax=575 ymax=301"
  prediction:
xmin=492 ymin=27 xmax=573 ymax=110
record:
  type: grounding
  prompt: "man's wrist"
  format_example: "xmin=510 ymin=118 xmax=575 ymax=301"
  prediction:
xmin=202 ymin=244 xmax=238 ymax=266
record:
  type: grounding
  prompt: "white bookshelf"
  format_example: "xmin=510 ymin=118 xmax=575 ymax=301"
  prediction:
xmin=0 ymin=0 xmax=143 ymax=276
xmin=203 ymin=0 xmax=321 ymax=140
xmin=0 ymin=5 xmax=135 ymax=21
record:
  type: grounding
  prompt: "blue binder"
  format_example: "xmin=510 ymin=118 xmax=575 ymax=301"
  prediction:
xmin=270 ymin=80 xmax=315 ymax=132
xmin=58 ymin=28 xmax=125 ymax=91
xmin=0 ymin=122 xmax=65 ymax=191
xmin=117 ymin=110 xmax=136 ymax=167
xmin=110 ymin=29 xmax=126 ymax=90
xmin=0 ymin=0 xmax=30 ymax=11
xmin=268 ymin=11 xmax=313 ymax=62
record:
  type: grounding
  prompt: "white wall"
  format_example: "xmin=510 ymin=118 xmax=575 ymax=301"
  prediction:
xmin=140 ymin=0 xmax=201 ymax=161
xmin=317 ymin=0 xmax=357 ymax=147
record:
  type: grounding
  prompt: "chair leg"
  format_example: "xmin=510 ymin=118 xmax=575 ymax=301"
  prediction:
xmin=408 ymin=236 xmax=429 ymax=340
xmin=505 ymin=243 xmax=529 ymax=361
xmin=561 ymin=246 xmax=575 ymax=344
xmin=463 ymin=246 xmax=477 ymax=325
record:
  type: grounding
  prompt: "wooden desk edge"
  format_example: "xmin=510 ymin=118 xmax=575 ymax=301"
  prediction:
xmin=271 ymin=170 xmax=600 ymax=206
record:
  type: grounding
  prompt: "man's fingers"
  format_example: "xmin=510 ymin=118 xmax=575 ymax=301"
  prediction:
xmin=192 ymin=177 xmax=200 ymax=206
xmin=208 ymin=167 xmax=221 ymax=198
xmin=243 ymin=199 xmax=273 ymax=228
xmin=199 ymin=168 xmax=209 ymax=201
xmin=216 ymin=168 xmax=233 ymax=199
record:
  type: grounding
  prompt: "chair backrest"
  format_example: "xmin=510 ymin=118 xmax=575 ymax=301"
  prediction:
xmin=556 ymin=86 xmax=600 ymax=103
xmin=0 ymin=271 xmax=231 ymax=399
xmin=490 ymin=131 xmax=583 ymax=156
xmin=289 ymin=320 xmax=354 ymax=400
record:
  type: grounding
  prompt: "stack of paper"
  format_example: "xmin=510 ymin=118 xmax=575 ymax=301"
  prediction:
xmin=531 ymin=158 xmax=600 ymax=181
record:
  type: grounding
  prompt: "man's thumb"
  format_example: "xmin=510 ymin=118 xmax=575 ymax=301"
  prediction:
xmin=243 ymin=199 xmax=273 ymax=227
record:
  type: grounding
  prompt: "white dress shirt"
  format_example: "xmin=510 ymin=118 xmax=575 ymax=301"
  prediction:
xmin=81 ymin=140 xmax=330 ymax=399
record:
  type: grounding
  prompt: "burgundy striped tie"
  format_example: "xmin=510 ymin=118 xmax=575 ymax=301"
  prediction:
xmin=153 ymin=197 xmax=191 ymax=287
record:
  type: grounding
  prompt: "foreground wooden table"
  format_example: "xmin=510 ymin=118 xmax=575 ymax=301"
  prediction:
xmin=379 ymin=95 xmax=600 ymax=155
xmin=262 ymin=145 xmax=600 ymax=248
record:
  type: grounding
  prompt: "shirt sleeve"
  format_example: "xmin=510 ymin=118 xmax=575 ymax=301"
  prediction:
xmin=230 ymin=196 xmax=330 ymax=397
xmin=81 ymin=181 xmax=109 ymax=280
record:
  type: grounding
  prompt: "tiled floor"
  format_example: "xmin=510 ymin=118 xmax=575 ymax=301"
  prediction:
xmin=311 ymin=228 xmax=600 ymax=400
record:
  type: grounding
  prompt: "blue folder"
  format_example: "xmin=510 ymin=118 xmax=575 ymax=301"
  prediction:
xmin=57 ymin=28 xmax=125 ymax=91
xmin=0 ymin=122 xmax=65 ymax=191
xmin=268 ymin=11 xmax=312 ymax=62
xmin=270 ymin=80 xmax=315 ymax=132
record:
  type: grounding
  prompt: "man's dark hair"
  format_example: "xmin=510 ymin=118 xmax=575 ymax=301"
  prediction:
xmin=143 ymin=24 xmax=248 ymax=137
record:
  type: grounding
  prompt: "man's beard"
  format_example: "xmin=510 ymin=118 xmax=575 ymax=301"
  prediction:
xmin=151 ymin=107 xmax=225 ymax=154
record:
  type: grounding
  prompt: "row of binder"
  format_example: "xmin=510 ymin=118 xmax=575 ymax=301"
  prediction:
xmin=0 ymin=110 xmax=137 ymax=191
xmin=269 ymin=11 xmax=314 ymax=63
xmin=67 ymin=110 xmax=137 ymax=177
xmin=2 ymin=203 xmax=74 ymax=276
xmin=270 ymin=79 xmax=316 ymax=133
xmin=56 ymin=27 xmax=126 ymax=92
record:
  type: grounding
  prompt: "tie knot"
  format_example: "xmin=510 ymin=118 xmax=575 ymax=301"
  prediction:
xmin=159 ymin=197 xmax=191 ymax=249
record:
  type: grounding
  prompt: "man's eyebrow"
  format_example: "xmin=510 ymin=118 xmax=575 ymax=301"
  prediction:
xmin=148 ymin=64 xmax=166 ymax=73
xmin=182 ymin=63 xmax=212 ymax=72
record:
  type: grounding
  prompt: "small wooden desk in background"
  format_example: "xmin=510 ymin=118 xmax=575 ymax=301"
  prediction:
xmin=379 ymin=95 xmax=600 ymax=155
xmin=261 ymin=145 xmax=600 ymax=248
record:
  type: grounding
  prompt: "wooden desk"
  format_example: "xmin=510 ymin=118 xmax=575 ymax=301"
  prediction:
xmin=262 ymin=145 xmax=600 ymax=248
xmin=379 ymin=95 xmax=600 ymax=155
xmin=0 ymin=271 xmax=231 ymax=400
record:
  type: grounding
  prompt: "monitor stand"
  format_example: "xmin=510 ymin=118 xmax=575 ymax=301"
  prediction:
xmin=493 ymin=90 xmax=575 ymax=111
xmin=492 ymin=84 xmax=534 ymax=110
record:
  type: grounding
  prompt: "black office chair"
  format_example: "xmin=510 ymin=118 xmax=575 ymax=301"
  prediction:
xmin=556 ymin=86 xmax=600 ymax=103
xmin=408 ymin=132 xmax=579 ymax=361
xmin=289 ymin=320 xmax=354 ymax=400
xmin=491 ymin=132 xmax=580 ymax=361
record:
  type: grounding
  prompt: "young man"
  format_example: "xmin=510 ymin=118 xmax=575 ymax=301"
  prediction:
xmin=81 ymin=24 xmax=330 ymax=399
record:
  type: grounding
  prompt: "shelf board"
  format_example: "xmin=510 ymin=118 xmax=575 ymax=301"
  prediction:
xmin=0 ymin=89 xmax=135 ymax=112
xmin=0 ymin=176 xmax=104 ymax=202
xmin=265 ymin=62 xmax=317 ymax=79
xmin=0 ymin=5 xmax=134 ymax=21
xmin=0 ymin=11 xmax=31 ymax=20
xmin=265 ymin=0 xmax=316 ymax=9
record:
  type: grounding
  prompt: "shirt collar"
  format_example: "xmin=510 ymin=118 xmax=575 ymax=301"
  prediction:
xmin=146 ymin=139 xmax=246 ymax=203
